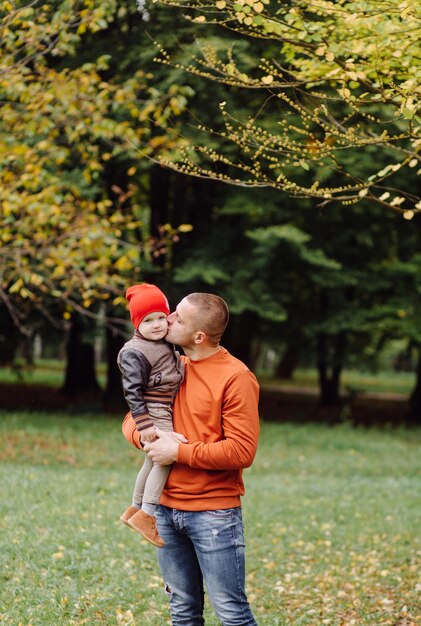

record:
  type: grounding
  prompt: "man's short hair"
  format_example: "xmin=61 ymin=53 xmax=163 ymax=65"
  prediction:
xmin=185 ymin=293 xmax=229 ymax=345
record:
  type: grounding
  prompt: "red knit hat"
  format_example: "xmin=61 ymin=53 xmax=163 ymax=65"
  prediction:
xmin=126 ymin=284 xmax=170 ymax=329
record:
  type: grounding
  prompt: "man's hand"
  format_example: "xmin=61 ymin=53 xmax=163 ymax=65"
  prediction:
xmin=143 ymin=429 xmax=188 ymax=465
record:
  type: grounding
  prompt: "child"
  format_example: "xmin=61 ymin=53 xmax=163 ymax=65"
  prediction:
xmin=117 ymin=283 xmax=184 ymax=547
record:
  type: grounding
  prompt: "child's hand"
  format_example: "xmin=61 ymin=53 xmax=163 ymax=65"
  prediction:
xmin=140 ymin=426 xmax=157 ymax=444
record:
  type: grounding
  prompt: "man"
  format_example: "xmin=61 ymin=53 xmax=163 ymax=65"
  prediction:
xmin=122 ymin=292 xmax=260 ymax=625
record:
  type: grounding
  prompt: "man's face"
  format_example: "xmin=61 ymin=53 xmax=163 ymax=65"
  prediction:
xmin=165 ymin=297 xmax=198 ymax=347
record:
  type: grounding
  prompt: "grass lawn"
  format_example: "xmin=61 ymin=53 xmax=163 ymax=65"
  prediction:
xmin=258 ymin=369 xmax=414 ymax=397
xmin=0 ymin=360 xmax=415 ymax=396
xmin=0 ymin=411 xmax=419 ymax=625
xmin=0 ymin=360 xmax=107 ymax=389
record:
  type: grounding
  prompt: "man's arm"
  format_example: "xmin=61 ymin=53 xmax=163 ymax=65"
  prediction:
xmin=122 ymin=415 xmax=187 ymax=451
xmin=145 ymin=371 xmax=259 ymax=470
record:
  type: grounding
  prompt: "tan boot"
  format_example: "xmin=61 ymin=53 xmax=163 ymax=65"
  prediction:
xmin=127 ymin=509 xmax=165 ymax=547
xmin=120 ymin=505 xmax=140 ymax=527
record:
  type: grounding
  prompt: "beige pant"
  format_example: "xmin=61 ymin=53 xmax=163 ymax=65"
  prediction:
xmin=132 ymin=403 xmax=173 ymax=507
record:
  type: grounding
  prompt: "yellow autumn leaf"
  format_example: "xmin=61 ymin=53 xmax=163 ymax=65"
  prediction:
xmin=178 ymin=223 xmax=193 ymax=232
xmin=261 ymin=75 xmax=274 ymax=84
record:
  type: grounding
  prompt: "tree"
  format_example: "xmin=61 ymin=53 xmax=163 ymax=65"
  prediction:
xmin=168 ymin=172 xmax=421 ymax=409
xmin=0 ymin=0 xmax=192 ymax=394
xmin=367 ymin=251 xmax=421 ymax=423
xmin=0 ymin=0 xmax=190 ymax=327
xmin=149 ymin=0 xmax=420 ymax=216
xmin=133 ymin=0 xmax=421 ymax=412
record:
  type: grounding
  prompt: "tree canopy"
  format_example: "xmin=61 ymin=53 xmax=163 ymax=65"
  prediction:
xmin=1 ymin=1 xmax=420 ymax=417
xmin=152 ymin=0 xmax=420 ymax=215
xmin=0 ymin=0 xmax=189 ymax=330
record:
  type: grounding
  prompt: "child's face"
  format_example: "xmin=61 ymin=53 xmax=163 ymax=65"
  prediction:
xmin=138 ymin=311 xmax=168 ymax=341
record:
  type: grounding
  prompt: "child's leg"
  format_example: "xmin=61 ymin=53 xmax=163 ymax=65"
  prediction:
xmin=126 ymin=463 xmax=170 ymax=548
xmin=132 ymin=453 xmax=153 ymax=508
xmin=139 ymin=405 xmax=174 ymax=515
xmin=119 ymin=453 xmax=153 ymax=525
xmin=141 ymin=463 xmax=171 ymax=516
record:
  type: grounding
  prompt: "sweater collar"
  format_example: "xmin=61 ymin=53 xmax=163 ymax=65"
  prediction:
xmin=188 ymin=346 xmax=226 ymax=364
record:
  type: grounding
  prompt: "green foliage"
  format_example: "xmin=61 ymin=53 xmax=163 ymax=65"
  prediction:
xmin=0 ymin=0 xmax=191 ymax=328
xmin=247 ymin=224 xmax=342 ymax=269
xmin=1 ymin=0 xmax=420 ymax=405
xmin=151 ymin=0 xmax=420 ymax=215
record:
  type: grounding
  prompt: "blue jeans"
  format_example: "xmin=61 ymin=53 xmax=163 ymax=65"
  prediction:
xmin=155 ymin=505 xmax=257 ymax=626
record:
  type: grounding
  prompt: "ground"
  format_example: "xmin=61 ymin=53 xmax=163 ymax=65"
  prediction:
xmin=259 ymin=383 xmax=410 ymax=426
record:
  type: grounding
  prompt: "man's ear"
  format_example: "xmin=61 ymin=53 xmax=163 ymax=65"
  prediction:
xmin=193 ymin=331 xmax=207 ymax=344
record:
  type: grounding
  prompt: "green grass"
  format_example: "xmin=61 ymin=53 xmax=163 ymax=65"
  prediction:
xmin=0 ymin=412 xmax=420 ymax=625
xmin=0 ymin=360 xmax=415 ymax=396
xmin=0 ymin=359 xmax=107 ymax=388
xmin=259 ymin=367 xmax=414 ymax=396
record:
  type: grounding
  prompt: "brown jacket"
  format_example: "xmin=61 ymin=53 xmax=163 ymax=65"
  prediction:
xmin=117 ymin=331 xmax=183 ymax=431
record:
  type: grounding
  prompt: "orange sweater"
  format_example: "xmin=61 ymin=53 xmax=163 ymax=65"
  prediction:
xmin=122 ymin=347 xmax=260 ymax=511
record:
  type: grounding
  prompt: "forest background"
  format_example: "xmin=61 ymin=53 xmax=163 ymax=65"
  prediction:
xmin=1 ymin=0 xmax=420 ymax=423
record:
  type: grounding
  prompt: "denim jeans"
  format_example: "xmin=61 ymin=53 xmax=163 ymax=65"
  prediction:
xmin=155 ymin=505 xmax=257 ymax=626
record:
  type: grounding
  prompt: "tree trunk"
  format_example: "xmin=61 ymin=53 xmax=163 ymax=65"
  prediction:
xmin=150 ymin=166 xmax=170 ymax=234
xmin=0 ymin=306 xmax=20 ymax=366
xmin=406 ymin=347 xmax=421 ymax=425
xmin=104 ymin=323 xmax=125 ymax=402
xmin=222 ymin=312 xmax=257 ymax=368
xmin=62 ymin=314 xmax=100 ymax=396
xmin=275 ymin=340 xmax=300 ymax=379
xmin=316 ymin=332 xmax=346 ymax=406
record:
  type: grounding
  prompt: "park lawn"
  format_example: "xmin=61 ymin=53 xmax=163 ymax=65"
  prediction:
xmin=0 ymin=360 xmax=415 ymax=396
xmin=258 ymin=368 xmax=414 ymax=397
xmin=0 ymin=412 xmax=419 ymax=626
xmin=0 ymin=360 xmax=107 ymax=389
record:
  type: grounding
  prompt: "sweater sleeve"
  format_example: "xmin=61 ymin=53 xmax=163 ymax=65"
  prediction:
xmin=177 ymin=371 xmax=259 ymax=470
xmin=119 ymin=349 xmax=154 ymax=431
